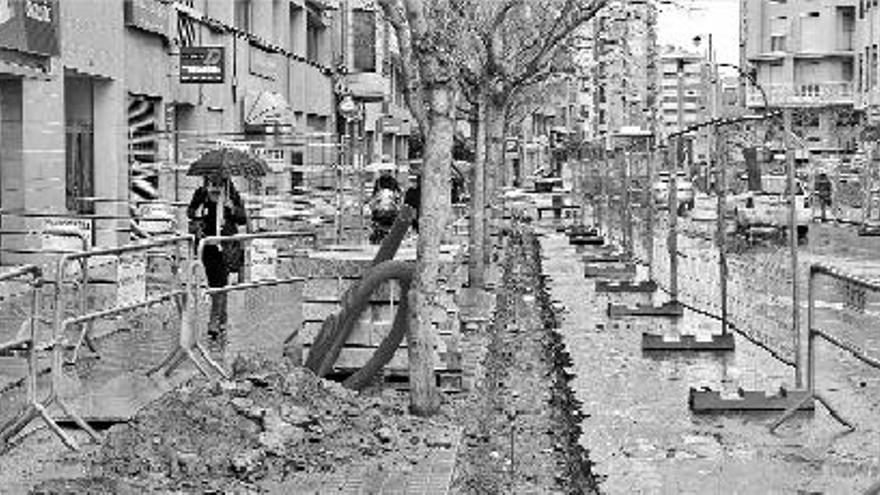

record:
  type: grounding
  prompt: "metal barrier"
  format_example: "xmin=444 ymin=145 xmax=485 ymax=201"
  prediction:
xmin=771 ymin=263 xmax=880 ymax=432
xmin=152 ymin=231 xmax=314 ymax=379
xmin=30 ymin=236 xmax=194 ymax=447
xmin=0 ymin=265 xmax=98 ymax=450
xmin=0 ymin=228 xmax=99 ymax=360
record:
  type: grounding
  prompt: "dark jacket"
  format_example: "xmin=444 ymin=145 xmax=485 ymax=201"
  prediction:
xmin=403 ymin=184 xmax=420 ymax=232
xmin=187 ymin=185 xmax=247 ymax=237
xmin=187 ymin=184 xmax=247 ymax=286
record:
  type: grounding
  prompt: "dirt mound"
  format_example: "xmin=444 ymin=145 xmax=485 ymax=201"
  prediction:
xmin=38 ymin=357 xmax=456 ymax=493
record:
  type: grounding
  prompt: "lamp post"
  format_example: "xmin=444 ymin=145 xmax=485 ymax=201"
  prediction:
xmin=338 ymin=93 xmax=361 ymax=244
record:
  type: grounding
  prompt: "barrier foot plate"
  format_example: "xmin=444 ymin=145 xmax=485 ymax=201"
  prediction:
xmin=641 ymin=332 xmax=734 ymax=351
xmin=858 ymin=223 xmax=880 ymax=236
xmin=582 ymin=253 xmax=629 ymax=263
xmin=569 ymin=234 xmax=605 ymax=246
xmin=608 ymin=301 xmax=684 ymax=318
xmin=584 ymin=263 xmax=637 ymax=279
xmin=596 ymin=279 xmax=657 ymax=293
xmin=689 ymin=387 xmax=814 ymax=413
xmin=568 ymin=225 xmax=598 ymax=237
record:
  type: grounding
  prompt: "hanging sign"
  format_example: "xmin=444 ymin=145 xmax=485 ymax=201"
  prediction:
xmin=249 ymin=239 xmax=277 ymax=282
xmin=180 ymin=46 xmax=225 ymax=84
xmin=0 ymin=0 xmax=60 ymax=57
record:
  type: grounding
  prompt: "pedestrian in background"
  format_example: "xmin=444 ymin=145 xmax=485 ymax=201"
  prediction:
xmin=187 ymin=175 xmax=247 ymax=338
xmin=403 ymin=174 xmax=421 ymax=232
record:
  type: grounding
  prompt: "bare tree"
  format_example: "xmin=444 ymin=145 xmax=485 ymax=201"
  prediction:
xmin=457 ymin=0 xmax=608 ymax=285
xmin=375 ymin=0 xmax=475 ymax=416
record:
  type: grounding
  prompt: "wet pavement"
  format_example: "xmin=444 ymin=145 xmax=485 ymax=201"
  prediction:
xmin=540 ymin=226 xmax=880 ymax=494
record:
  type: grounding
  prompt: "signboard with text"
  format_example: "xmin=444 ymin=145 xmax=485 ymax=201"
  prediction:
xmin=180 ymin=46 xmax=225 ymax=84
xmin=0 ymin=0 xmax=60 ymax=57
xmin=41 ymin=217 xmax=92 ymax=252
xmin=249 ymin=239 xmax=277 ymax=282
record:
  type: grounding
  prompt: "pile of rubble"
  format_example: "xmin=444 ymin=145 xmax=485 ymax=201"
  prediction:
xmin=33 ymin=358 xmax=457 ymax=493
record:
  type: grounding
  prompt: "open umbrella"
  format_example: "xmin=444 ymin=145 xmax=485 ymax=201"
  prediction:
xmin=186 ymin=148 xmax=271 ymax=179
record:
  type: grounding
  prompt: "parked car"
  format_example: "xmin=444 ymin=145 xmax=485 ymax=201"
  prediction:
xmin=730 ymin=175 xmax=811 ymax=243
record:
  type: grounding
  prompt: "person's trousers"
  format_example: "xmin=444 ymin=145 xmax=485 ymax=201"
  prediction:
xmin=203 ymin=247 xmax=229 ymax=334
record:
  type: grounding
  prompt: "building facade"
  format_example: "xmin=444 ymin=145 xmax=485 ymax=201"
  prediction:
xmin=0 ymin=0 xmax=412 ymax=264
xmin=741 ymin=0 xmax=859 ymax=154
xmin=581 ymin=0 xmax=658 ymax=145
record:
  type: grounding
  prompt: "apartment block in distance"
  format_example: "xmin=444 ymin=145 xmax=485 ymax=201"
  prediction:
xmin=741 ymin=0 xmax=859 ymax=155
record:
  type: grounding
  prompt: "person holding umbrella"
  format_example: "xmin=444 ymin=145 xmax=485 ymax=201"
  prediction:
xmin=187 ymin=174 xmax=247 ymax=338
xmin=187 ymin=147 xmax=268 ymax=338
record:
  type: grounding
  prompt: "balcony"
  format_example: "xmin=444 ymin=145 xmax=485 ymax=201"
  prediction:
xmin=745 ymin=82 xmax=854 ymax=108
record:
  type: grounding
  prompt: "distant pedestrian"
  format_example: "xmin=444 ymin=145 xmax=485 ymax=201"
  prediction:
xmin=403 ymin=175 xmax=421 ymax=232
xmin=187 ymin=176 xmax=247 ymax=337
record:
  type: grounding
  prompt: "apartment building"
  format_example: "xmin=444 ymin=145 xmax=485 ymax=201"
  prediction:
xmin=854 ymin=0 xmax=880 ymax=125
xmin=657 ymin=46 xmax=710 ymax=169
xmin=741 ymin=0 xmax=859 ymax=154
xmin=581 ymin=0 xmax=658 ymax=145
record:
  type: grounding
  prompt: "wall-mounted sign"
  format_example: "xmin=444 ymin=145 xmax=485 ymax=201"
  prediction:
xmin=0 ymin=0 xmax=60 ymax=57
xmin=124 ymin=0 xmax=169 ymax=38
xmin=180 ymin=46 xmax=225 ymax=84
xmin=249 ymin=43 xmax=276 ymax=80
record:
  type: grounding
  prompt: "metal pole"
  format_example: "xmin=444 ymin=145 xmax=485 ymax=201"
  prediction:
xmin=807 ymin=269 xmax=815 ymax=394
xmin=717 ymin=134 xmax=728 ymax=336
xmin=646 ymin=138 xmax=656 ymax=281
xmin=599 ymin=144 xmax=611 ymax=235
xmin=623 ymin=149 xmax=633 ymax=257
xmin=784 ymin=108 xmax=802 ymax=388
xmin=865 ymin=146 xmax=872 ymax=224
xmin=669 ymin=59 xmax=684 ymax=301
xmin=335 ymin=136 xmax=343 ymax=245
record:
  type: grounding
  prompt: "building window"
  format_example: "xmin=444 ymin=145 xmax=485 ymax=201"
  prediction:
xmin=65 ymin=76 xmax=95 ymax=215
xmin=289 ymin=6 xmax=303 ymax=55
xmin=352 ymin=9 xmax=376 ymax=72
xmin=306 ymin=10 xmax=323 ymax=63
xmin=770 ymin=35 xmax=786 ymax=52
xmin=234 ymin=0 xmax=252 ymax=32
xmin=868 ymin=45 xmax=877 ymax=89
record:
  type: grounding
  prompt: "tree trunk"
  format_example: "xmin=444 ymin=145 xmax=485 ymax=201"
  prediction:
xmin=407 ymin=84 xmax=454 ymax=416
xmin=468 ymin=93 xmax=487 ymax=288
xmin=483 ymin=99 xmax=505 ymax=266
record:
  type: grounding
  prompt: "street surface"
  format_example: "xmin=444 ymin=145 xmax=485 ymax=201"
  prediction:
xmin=541 ymin=218 xmax=880 ymax=493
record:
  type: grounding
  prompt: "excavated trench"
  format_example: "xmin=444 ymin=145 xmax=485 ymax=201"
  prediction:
xmin=452 ymin=225 xmax=600 ymax=494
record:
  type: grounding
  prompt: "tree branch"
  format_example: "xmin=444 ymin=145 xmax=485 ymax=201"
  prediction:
xmin=376 ymin=0 xmax=429 ymax=134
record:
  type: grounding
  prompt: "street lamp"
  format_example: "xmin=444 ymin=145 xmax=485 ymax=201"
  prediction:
xmin=337 ymin=93 xmax=361 ymax=244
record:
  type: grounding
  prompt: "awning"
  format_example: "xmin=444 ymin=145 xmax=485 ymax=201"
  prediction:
xmin=244 ymin=91 xmax=295 ymax=130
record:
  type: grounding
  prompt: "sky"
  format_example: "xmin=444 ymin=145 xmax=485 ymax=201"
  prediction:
xmin=657 ymin=0 xmax=741 ymax=65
